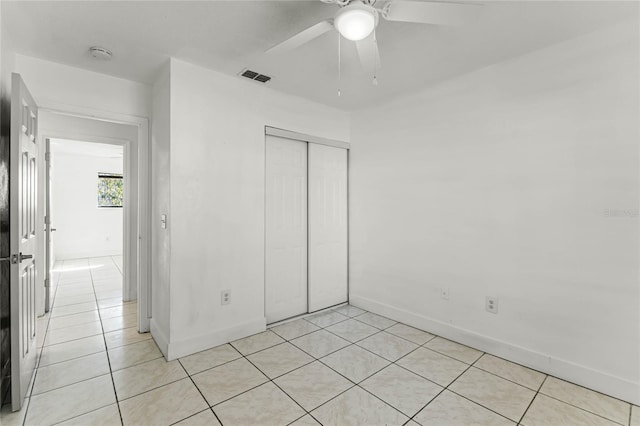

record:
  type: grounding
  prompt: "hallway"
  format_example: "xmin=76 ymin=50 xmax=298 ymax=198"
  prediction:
xmin=2 ymin=256 xmax=147 ymax=425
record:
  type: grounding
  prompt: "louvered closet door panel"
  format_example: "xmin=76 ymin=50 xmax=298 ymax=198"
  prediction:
xmin=308 ymin=143 xmax=348 ymax=312
xmin=265 ymin=135 xmax=308 ymax=324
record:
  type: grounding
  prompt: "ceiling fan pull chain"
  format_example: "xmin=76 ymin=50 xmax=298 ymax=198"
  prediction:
xmin=372 ymin=31 xmax=378 ymax=86
xmin=337 ymin=33 xmax=342 ymax=97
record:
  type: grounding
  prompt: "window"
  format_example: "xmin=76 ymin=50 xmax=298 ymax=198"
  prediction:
xmin=97 ymin=173 xmax=124 ymax=208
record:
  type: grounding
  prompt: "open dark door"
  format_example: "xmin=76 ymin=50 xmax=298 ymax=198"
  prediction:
xmin=8 ymin=73 xmax=38 ymax=411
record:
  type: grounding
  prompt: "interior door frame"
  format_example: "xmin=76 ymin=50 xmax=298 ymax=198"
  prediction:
xmin=44 ymin=138 xmax=51 ymax=313
xmin=263 ymin=126 xmax=350 ymax=322
xmin=38 ymin=105 xmax=151 ymax=333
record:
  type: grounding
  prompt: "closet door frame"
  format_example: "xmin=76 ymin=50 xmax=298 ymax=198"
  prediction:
xmin=264 ymin=126 xmax=350 ymax=323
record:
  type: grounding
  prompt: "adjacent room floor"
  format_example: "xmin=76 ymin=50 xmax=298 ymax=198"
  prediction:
xmin=1 ymin=256 xmax=637 ymax=426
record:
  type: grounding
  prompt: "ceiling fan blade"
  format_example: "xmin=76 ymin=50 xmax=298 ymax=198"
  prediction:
xmin=266 ymin=20 xmax=334 ymax=54
xmin=355 ymin=32 xmax=382 ymax=73
xmin=383 ymin=1 xmax=481 ymax=26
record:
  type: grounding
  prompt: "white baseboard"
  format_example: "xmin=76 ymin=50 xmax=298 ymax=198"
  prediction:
xmin=150 ymin=319 xmax=169 ymax=359
xmin=350 ymin=294 xmax=640 ymax=405
xmin=165 ymin=317 xmax=267 ymax=361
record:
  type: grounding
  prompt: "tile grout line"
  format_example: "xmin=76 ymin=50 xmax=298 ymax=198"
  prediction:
xmin=444 ymin=372 xmax=519 ymax=425
xmin=315 ymin=314 xmax=604 ymax=425
xmin=89 ymin=259 xmax=126 ymax=426
xmin=97 ymin=304 xmax=634 ymax=426
xmin=403 ymin=345 xmax=482 ymax=425
xmin=18 ymin=260 xmax=66 ymax=426
xmin=116 ymin=376 xmax=193 ymax=404
xmin=111 ymin=255 xmax=123 ymax=276
xmin=241 ymin=349 xmax=315 ymax=422
xmin=303 ymin=311 xmax=523 ymax=425
xmin=533 ymin=391 xmax=630 ymax=426
xmin=167 ymin=408 xmax=218 ymax=426
xmin=272 ymin=317 xmax=430 ymax=423
xmin=186 ymin=345 xmax=323 ymax=424
xmin=285 ymin=316 xmax=441 ymax=424
xmin=316 ymin=320 xmax=560 ymax=402
xmin=406 ymin=350 xmax=528 ymax=426
xmin=28 ymin=371 xmax=114 ymax=399
xmin=176 ymin=359 xmax=226 ymax=426
xmin=232 ymin=313 xmax=489 ymax=424
xmin=352 ymin=310 xmax=635 ymax=420
xmin=43 ymin=259 xmax=124 ymax=425
xmin=39 ymin=328 xmax=105 ymax=349
xmin=516 ymin=374 xmax=548 ymax=426
xmin=26 ymin=297 xmax=630 ymax=426
xmin=190 ymin=327 xmax=362 ymax=423
xmin=23 ymin=261 xmax=124 ymax=424
xmin=109 ymin=351 xmax=164 ymax=374
xmin=35 ymin=346 xmax=106 ymax=370
xmin=29 ymin=307 xmax=338 ymax=425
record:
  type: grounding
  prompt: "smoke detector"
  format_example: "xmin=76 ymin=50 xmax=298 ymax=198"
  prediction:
xmin=89 ymin=46 xmax=113 ymax=60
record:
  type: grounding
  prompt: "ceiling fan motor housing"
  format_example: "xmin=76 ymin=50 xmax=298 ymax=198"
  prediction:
xmin=334 ymin=0 xmax=379 ymax=41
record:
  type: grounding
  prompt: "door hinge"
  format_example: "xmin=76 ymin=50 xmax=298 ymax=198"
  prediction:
xmin=44 ymin=278 xmax=50 ymax=288
xmin=45 ymin=152 xmax=51 ymax=162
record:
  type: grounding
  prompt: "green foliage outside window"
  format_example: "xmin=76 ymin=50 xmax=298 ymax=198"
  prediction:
xmin=97 ymin=173 xmax=124 ymax=208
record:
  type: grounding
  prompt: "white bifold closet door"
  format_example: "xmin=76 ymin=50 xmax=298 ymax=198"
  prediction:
xmin=265 ymin=135 xmax=308 ymax=324
xmin=308 ymin=143 xmax=348 ymax=312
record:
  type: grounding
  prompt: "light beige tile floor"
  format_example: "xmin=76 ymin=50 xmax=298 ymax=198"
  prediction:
xmin=2 ymin=256 xmax=636 ymax=426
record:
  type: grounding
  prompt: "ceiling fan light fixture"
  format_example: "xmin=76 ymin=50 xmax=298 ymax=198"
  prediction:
xmin=334 ymin=1 xmax=377 ymax=41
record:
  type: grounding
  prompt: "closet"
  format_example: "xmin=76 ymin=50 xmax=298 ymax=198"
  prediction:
xmin=265 ymin=129 xmax=348 ymax=324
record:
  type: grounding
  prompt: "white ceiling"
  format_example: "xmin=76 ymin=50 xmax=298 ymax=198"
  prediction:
xmin=3 ymin=1 xmax=636 ymax=110
xmin=51 ymin=138 xmax=123 ymax=158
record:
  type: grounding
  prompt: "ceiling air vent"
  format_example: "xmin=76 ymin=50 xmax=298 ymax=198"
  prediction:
xmin=239 ymin=68 xmax=271 ymax=84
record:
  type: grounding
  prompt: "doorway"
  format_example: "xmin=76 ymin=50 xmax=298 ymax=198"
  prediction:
xmin=47 ymin=139 xmax=127 ymax=311
xmin=264 ymin=128 xmax=349 ymax=324
xmin=37 ymin=109 xmax=150 ymax=334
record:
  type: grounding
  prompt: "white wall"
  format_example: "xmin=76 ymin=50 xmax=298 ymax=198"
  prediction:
xmin=51 ymin=150 xmax=123 ymax=260
xmin=150 ymin=63 xmax=171 ymax=355
xmin=14 ymin=54 xmax=151 ymax=118
xmin=349 ymin=20 xmax=639 ymax=405
xmin=151 ymin=58 xmax=350 ymax=359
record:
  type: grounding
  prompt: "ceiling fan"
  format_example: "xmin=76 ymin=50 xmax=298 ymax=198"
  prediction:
xmin=266 ymin=0 xmax=480 ymax=74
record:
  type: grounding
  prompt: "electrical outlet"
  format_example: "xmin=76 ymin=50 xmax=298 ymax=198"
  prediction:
xmin=485 ymin=296 xmax=498 ymax=314
xmin=221 ymin=290 xmax=231 ymax=306
xmin=440 ymin=288 xmax=450 ymax=300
